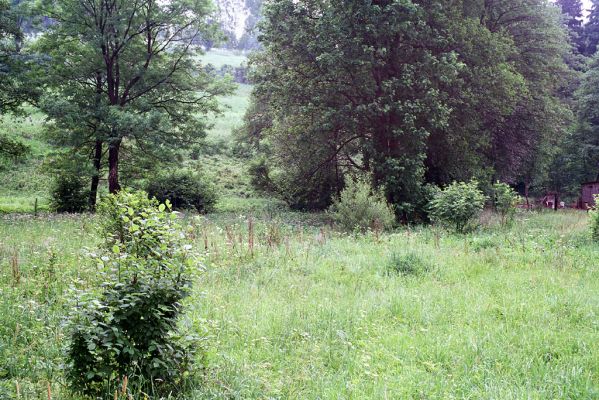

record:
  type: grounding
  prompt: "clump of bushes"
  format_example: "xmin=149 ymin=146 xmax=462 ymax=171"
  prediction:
xmin=147 ymin=170 xmax=217 ymax=213
xmin=49 ymin=172 xmax=89 ymax=213
xmin=428 ymin=180 xmax=486 ymax=233
xmin=492 ymin=181 xmax=520 ymax=226
xmin=329 ymin=175 xmax=395 ymax=233
xmin=66 ymin=190 xmax=197 ymax=398
xmin=387 ymin=252 xmax=432 ymax=276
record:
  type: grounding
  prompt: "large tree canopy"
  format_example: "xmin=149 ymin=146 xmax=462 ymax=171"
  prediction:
xmin=39 ymin=0 xmax=233 ymax=203
xmin=241 ymin=0 xmax=572 ymax=217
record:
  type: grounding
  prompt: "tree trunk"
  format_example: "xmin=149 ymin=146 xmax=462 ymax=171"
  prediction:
xmin=89 ymin=140 xmax=103 ymax=210
xmin=108 ymin=139 xmax=121 ymax=194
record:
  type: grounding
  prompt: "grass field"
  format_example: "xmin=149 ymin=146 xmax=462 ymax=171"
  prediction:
xmin=199 ymin=48 xmax=249 ymax=69
xmin=1 ymin=210 xmax=598 ymax=399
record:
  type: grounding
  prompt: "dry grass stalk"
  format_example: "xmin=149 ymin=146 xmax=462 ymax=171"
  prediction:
xmin=248 ymin=218 xmax=254 ymax=256
xmin=122 ymin=375 xmax=128 ymax=395
xmin=11 ymin=252 xmax=20 ymax=286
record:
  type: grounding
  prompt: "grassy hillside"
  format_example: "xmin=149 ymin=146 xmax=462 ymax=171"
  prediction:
xmin=0 ymin=50 xmax=255 ymax=214
xmin=0 ymin=110 xmax=52 ymax=213
xmin=1 ymin=211 xmax=598 ymax=398
xmin=200 ymin=48 xmax=249 ymax=69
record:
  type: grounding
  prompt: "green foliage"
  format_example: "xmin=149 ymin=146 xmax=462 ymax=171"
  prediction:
xmin=67 ymin=190 xmax=197 ymax=397
xmin=38 ymin=0 xmax=234 ymax=193
xmin=591 ymin=195 xmax=599 ymax=241
xmin=146 ymin=170 xmax=217 ymax=214
xmin=493 ymin=182 xmax=520 ymax=226
xmin=248 ymin=157 xmax=276 ymax=194
xmin=429 ymin=181 xmax=486 ymax=233
xmin=0 ymin=134 xmax=30 ymax=162
xmin=243 ymin=0 xmax=571 ymax=216
xmin=386 ymin=252 xmax=432 ymax=276
xmin=2 ymin=209 xmax=599 ymax=398
xmin=49 ymin=172 xmax=89 ymax=213
xmin=329 ymin=176 xmax=395 ymax=233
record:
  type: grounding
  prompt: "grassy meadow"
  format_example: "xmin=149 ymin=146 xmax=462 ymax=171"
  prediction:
xmin=1 ymin=210 xmax=598 ymax=398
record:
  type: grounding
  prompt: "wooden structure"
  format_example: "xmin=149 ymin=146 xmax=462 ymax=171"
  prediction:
xmin=579 ymin=181 xmax=599 ymax=209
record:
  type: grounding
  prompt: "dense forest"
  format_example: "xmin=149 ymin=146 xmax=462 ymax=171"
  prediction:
xmin=237 ymin=0 xmax=599 ymax=217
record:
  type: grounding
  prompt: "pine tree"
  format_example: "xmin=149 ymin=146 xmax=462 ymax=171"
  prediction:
xmin=557 ymin=0 xmax=585 ymax=53
xmin=584 ymin=0 xmax=599 ymax=55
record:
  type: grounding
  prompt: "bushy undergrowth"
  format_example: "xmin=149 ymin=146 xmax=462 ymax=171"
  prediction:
xmin=492 ymin=181 xmax=520 ymax=226
xmin=147 ymin=170 xmax=217 ymax=213
xmin=66 ymin=190 xmax=197 ymax=398
xmin=329 ymin=176 xmax=395 ymax=233
xmin=386 ymin=252 xmax=432 ymax=276
xmin=429 ymin=180 xmax=486 ymax=233
xmin=50 ymin=172 xmax=89 ymax=213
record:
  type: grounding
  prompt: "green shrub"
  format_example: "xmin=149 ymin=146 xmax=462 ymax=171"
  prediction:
xmin=469 ymin=235 xmax=499 ymax=252
xmin=66 ymin=190 xmax=197 ymax=398
xmin=147 ymin=170 xmax=217 ymax=213
xmin=329 ymin=176 xmax=395 ymax=233
xmin=591 ymin=195 xmax=599 ymax=241
xmin=493 ymin=181 xmax=520 ymax=226
xmin=429 ymin=180 xmax=486 ymax=233
xmin=387 ymin=253 xmax=432 ymax=276
xmin=49 ymin=172 xmax=89 ymax=213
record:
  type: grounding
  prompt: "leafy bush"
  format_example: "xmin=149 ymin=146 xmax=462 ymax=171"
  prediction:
xmin=67 ymin=190 xmax=197 ymax=398
xmin=469 ymin=235 xmax=499 ymax=252
xmin=0 ymin=134 xmax=30 ymax=164
xmin=329 ymin=176 xmax=395 ymax=232
xmin=387 ymin=253 xmax=432 ymax=276
xmin=49 ymin=172 xmax=89 ymax=213
xmin=248 ymin=157 xmax=276 ymax=193
xmin=591 ymin=195 xmax=599 ymax=241
xmin=493 ymin=181 xmax=520 ymax=226
xmin=429 ymin=180 xmax=486 ymax=233
xmin=147 ymin=170 xmax=217 ymax=213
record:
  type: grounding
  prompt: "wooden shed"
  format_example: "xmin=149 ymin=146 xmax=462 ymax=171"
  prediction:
xmin=580 ymin=181 xmax=599 ymax=209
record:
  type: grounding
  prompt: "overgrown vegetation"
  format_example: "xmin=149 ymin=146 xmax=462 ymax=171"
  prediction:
xmin=67 ymin=191 xmax=197 ymax=398
xmin=147 ymin=170 xmax=218 ymax=214
xmin=50 ymin=172 xmax=89 ymax=213
xmin=492 ymin=182 xmax=520 ymax=226
xmin=328 ymin=176 xmax=395 ymax=233
xmin=1 ymin=210 xmax=598 ymax=398
xmin=3 ymin=0 xmax=599 ymax=398
xmin=429 ymin=181 xmax=486 ymax=233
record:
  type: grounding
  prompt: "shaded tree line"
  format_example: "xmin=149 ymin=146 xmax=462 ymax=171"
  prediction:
xmin=238 ymin=0 xmax=583 ymax=217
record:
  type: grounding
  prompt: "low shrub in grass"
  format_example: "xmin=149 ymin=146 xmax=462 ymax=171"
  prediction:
xmin=329 ymin=176 xmax=395 ymax=233
xmin=49 ymin=172 xmax=89 ymax=213
xmin=591 ymin=195 xmax=599 ymax=241
xmin=66 ymin=190 xmax=197 ymax=398
xmin=429 ymin=180 xmax=486 ymax=233
xmin=492 ymin=181 xmax=520 ymax=226
xmin=387 ymin=253 xmax=432 ymax=276
xmin=469 ymin=235 xmax=499 ymax=252
xmin=147 ymin=170 xmax=217 ymax=213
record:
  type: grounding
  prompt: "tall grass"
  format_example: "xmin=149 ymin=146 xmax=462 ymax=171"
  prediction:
xmin=1 ymin=210 xmax=598 ymax=398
